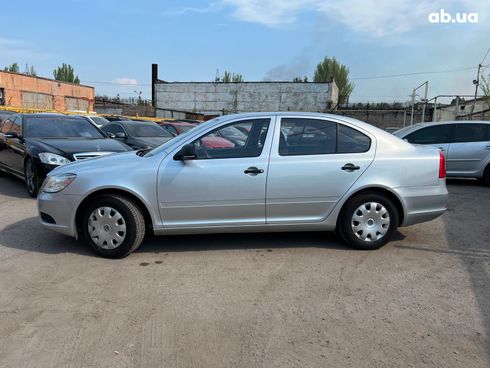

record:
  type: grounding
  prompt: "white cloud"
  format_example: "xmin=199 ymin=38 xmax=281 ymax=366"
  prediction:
xmin=0 ymin=37 xmax=53 ymax=61
xmin=221 ymin=0 xmax=489 ymax=36
xmin=113 ymin=77 xmax=138 ymax=86
xmin=162 ymin=2 xmax=221 ymax=16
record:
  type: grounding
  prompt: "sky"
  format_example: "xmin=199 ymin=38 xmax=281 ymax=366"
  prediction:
xmin=1 ymin=0 xmax=489 ymax=103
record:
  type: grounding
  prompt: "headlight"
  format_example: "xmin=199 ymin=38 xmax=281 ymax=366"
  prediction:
xmin=41 ymin=173 xmax=77 ymax=193
xmin=39 ymin=152 xmax=71 ymax=166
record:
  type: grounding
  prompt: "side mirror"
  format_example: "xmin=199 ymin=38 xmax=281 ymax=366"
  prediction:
xmin=114 ymin=132 xmax=127 ymax=139
xmin=5 ymin=132 xmax=18 ymax=139
xmin=174 ymin=143 xmax=197 ymax=160
xmin=107 ymin=132 xmax=116 ymax=138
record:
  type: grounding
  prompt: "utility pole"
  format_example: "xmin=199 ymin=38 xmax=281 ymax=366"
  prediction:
xmin=410 ymin=89 xmax=416 ymax=126
xmin=409 ymin=81 xmax=429 ymax=125
xmin=470 ymin=63 xmax=482 ymax=120
xmin=421 ymin=81 xmax=429 ymax=123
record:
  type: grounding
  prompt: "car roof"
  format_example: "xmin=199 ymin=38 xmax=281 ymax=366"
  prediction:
xmin=163 ymin=121 xmax=196 ymax=126
xmin=393 ymin=120 xmax=490 ymax=137
xmin=17 ymin=113 xmax=82 ymax=118
xmin=111 ymin=120 xmax=158 ymax=126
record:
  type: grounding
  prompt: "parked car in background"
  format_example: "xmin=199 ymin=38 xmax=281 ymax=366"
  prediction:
xmin=101 ymin=120 xmax=173 ymax=150
xmin=160 ymin=121 xmax=234 ymax=148
xmin=394 ymin=121 xmax=490 ymax=184
xmin=0 ymin=110 xmax=14 ymax=123
xmin=0 ymin=113 xmax=131 ymax=196
xmin=104 ymin=116 xmax=132 ymax=122
xmin=81 ymin=115 xmax=111 ymax=128
xmin=38 ymin=112 xmax=448 ymax=258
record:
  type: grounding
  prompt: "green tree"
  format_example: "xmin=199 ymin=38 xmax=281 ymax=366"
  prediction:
xmin=216 ymin=70 xmax=244 ymax=83
xmin=3 ymin=62 xmax=20 ymax=73
xmin=292 ymin=76 xmax=308 ymax=82
xmin=313 ymin=57 xmax=354 ymax=105
xmin=53 ymin=63 xmax=80 ymax=84
xmin=24 ymin=64 xmax=37 ymax=77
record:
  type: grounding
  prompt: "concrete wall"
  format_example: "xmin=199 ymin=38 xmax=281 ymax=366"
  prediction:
xmin=434 ymin=98 xmax=490 ymax=121
xmin=155 ymin=81 xmax=337 ymax=117
xmin=336 ymin=109 xmax=431 ymax=130
xmin=0 ymin=71 xmax=94 ymax=111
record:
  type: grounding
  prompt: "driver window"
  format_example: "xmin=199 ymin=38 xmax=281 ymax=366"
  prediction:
xmin=193 ymin=118 xmax=270 ymax=159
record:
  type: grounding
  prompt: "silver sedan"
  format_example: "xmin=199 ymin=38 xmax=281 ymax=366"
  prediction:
xmin=38 ymin=113 xmax=448 ymax=258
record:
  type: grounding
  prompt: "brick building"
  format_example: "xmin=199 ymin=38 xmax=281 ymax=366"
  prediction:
xmin=0 ymin=71 xmax=94 ymax=112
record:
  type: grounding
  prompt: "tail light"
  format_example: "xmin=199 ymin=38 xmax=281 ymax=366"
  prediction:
xmin=439 ymin=151 xmax=446 ymax=179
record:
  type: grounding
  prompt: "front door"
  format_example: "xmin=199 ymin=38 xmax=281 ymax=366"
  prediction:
xmin=1 ymin=116 xmax=25 ymax=175
xmin=266 ymin=117 xmax=375 ymax=223
xmin=157 ymin=118 xmax=273 ymax=228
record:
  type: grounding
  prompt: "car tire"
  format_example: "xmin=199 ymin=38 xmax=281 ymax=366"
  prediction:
xmin=81 ymin=195 xmax=146 ymax=258
xmin=483 ymin=165 xmax=490 ymax=186
xmin=24 ymin=159 xmax=40 ymax=197
xmin=338 ymin=192 xmax=398 ymax=250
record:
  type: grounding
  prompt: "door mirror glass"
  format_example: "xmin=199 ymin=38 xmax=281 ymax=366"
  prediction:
xmin=174 ymin=143 xmax=197 ymax=160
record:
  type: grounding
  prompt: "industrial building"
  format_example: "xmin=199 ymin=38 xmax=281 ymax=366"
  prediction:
xmin=0 ymin=71 xmax=94 ymax=112
xmin=151 ymin=64 xmax=338 ymax=119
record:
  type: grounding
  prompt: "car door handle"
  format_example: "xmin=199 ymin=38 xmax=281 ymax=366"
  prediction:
xmin=341 ymin=163 xmax=360 ymax=171
xmin=485 ymin=145 xmax=490 ymax=150
xmin=438 ymin=147 xmax=446 ymax=151
xmin=244 ymin=167 xmax=264 ymax=175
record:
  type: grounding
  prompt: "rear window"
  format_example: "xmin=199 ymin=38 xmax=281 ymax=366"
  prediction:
xmin=454 ymin=123 xmax=489 ymax=142
xmin=279 ymin=118 xmax=371 ymax=156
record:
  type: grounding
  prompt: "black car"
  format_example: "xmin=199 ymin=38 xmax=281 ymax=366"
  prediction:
xmin=0 ymin=113 xmax=131 ymax=196
xmin=0 ymin=110 xmax=14 ymax=123
xmin=101 ymin=120 xmax=174 ymax=150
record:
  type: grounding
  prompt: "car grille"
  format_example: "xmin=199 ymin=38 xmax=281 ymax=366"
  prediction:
xmin=72 ymin=152 xmax=113 ymax=161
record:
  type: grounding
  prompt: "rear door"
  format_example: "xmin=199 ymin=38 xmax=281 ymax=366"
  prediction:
xmin=447 ymin=123 xmax=490 ymax=175
xmin=266 ymin=117 xmax=374 ymax=224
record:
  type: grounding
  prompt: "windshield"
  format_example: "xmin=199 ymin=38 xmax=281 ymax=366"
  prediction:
xmin=25 ymin=116 xmax=105 ymax=138
xmin=125 ymin=123 xmax=173 ymax=138
xmin=146 ymin=117 xmax=220 ymax=157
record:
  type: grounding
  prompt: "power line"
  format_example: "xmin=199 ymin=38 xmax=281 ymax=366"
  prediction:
xmin=351 ymin=67 xmax=476 ymax=80
xmin=480 ymin=47 xmax=490 ymax=65
xmin=81 ymin=66 xmax=479 ymax=87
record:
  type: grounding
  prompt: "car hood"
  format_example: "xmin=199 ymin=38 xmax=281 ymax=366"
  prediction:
xmin=28 ymin=138 xmax=130 ymax=159
xmin=131 ymin=136 xmax=172 ymax=148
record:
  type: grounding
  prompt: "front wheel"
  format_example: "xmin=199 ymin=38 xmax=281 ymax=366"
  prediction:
xmin=338 ymin=193 xmax=399 ymax=250
xmin=81 ymin=195 xmax=146 ymax=258
xmin=24 ymin=159 xmax=39 ymax=197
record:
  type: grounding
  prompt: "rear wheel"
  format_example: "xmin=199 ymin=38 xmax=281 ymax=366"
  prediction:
xmin=483 ymin=165 xmax=490 ymax=186
xmin=81 ymin=195 xmax=146 ymax=258
xmin=338 ymin=193 xmax=398 ymax=250
xmin=24 ymin=159 xmax=39 ymax=197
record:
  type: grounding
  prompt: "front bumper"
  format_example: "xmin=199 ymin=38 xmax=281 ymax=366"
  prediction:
xmin=38 ymin=192 xmax=84 ymax=238
xmin=396 ymin=180 xmax=449 ymax=227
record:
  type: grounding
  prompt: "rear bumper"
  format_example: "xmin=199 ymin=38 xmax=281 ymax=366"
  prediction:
xmin=37 ymin=192 xmax=83 ymax=238
xmin=395 ymin=180 xmax=449 ymax=227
